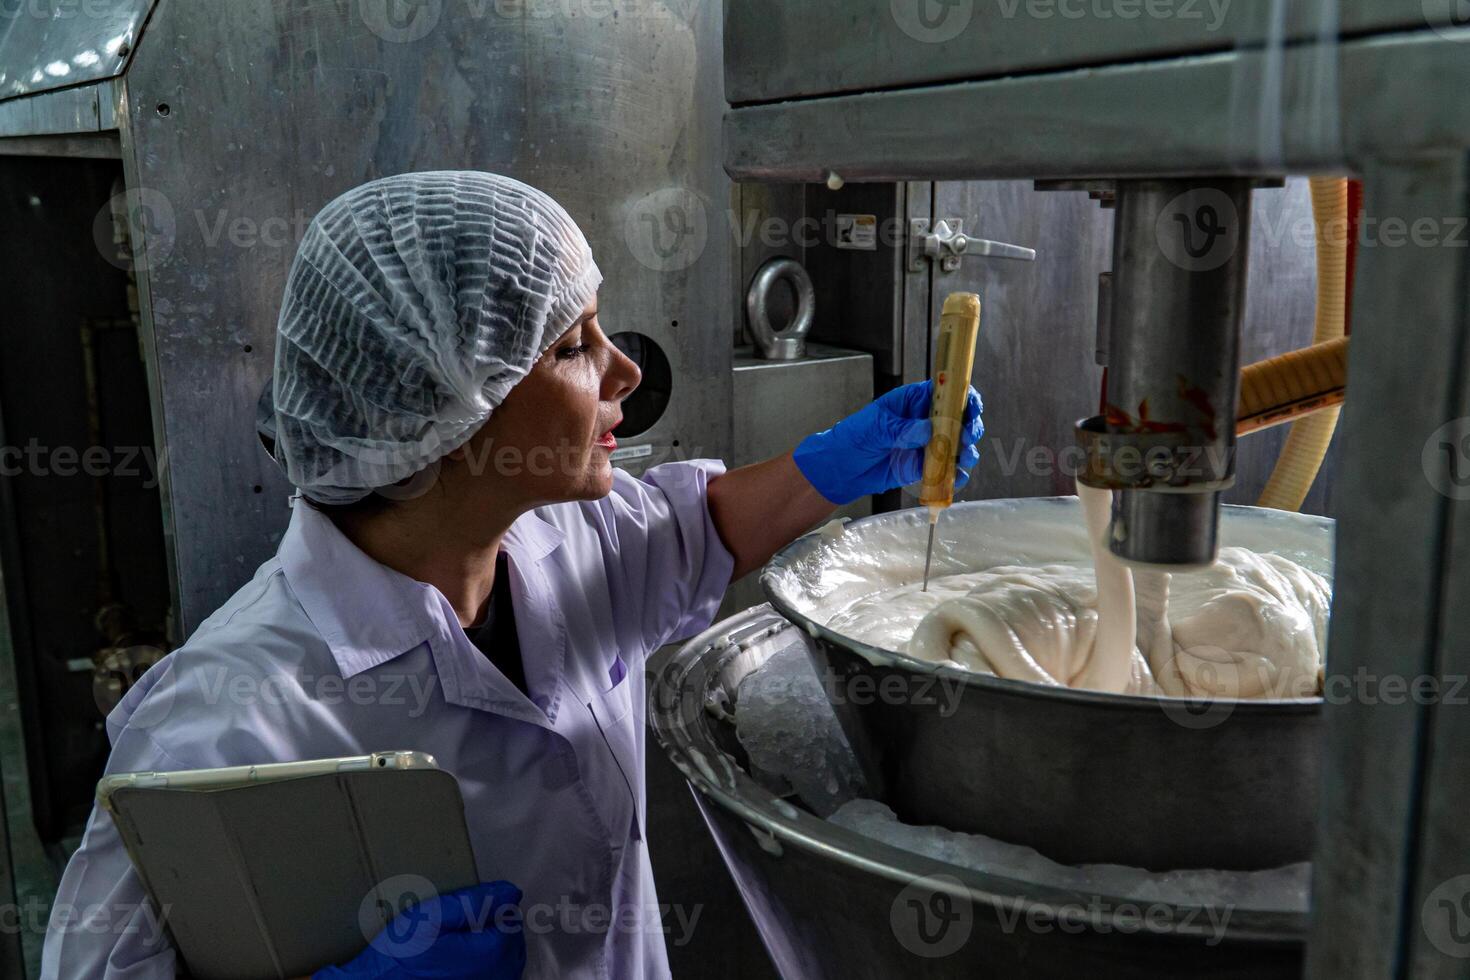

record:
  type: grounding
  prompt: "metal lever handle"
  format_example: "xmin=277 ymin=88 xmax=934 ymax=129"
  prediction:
xmin=910 ymin=219 xmax=1037 ymax=272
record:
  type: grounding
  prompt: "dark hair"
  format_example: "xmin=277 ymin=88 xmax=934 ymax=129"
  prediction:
xmin=302 ymin=493 xmax=399 ymax=519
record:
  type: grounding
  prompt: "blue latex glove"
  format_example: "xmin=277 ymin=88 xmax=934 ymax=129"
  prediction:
xmin=793 ymin=380 xmax=984 ymax=505
xmin=316 ymin=881 xmax=526 ymax=980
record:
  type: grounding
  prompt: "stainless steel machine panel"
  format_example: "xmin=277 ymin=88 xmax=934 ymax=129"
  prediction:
xmin=0 ymin=80 xmax=113 ymax=138
xmin=725 ymin=0 xmax=1438 ymax=106
xmin=724 ymin=28 xmax=1470 ymax=183
xmin=732 ymin=344 xmax=875 ymax=469
xmin=724 ymin=344 xmax=874 ymax=615
xmin=0 ymin=0 xmax=153 ymax=101
xmin=1308 ymin=155 xmax=1470 ymax=980
xmin=909 ymin=178 xmax=1332 ymax=514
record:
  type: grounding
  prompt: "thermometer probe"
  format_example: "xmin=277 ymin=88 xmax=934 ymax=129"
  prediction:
xmin=920 ymin=292 xmax=982 ymax=591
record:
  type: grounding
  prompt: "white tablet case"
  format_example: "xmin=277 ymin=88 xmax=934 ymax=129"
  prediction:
xmin=109 ymin=768 xmax=479 ymax=979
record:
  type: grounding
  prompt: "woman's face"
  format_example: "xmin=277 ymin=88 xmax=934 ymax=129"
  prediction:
xmin=454 ymin=299 xmax=641 ymax=507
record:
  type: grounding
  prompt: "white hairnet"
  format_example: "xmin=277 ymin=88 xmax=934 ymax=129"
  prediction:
xmin=268 ymin=171 xmax=602 ymax=504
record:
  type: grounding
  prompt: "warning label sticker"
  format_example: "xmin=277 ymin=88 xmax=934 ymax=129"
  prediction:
xmin=834 ymin=214 xmax=878 ymax=251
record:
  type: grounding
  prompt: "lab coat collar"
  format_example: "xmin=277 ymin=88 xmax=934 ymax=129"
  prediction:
xmin=487 ymin=509 xmax=568 ymax=720
xmin=279 ymin=499 xmax=567 ymax=682
xmin=502 ymin=508 xmax=565 ymax=562
xmin=279 ymin=499 xmax=440 ymax=678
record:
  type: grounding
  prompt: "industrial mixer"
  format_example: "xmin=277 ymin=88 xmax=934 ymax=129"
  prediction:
xmin=654 ymin=498 xmax=1330 ymax=977
xmin=654 ymin=3 xmax=1470 ymax=977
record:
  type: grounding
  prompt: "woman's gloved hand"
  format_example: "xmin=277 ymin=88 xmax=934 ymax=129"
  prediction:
xmin=315 ymin=881 xmax=526 ymax=979
xmin=793 ymin=380 xmax=984 ymax=505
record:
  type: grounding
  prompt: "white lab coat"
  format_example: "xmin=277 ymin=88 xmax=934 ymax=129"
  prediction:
xmin=42 ymin=460 xmax=734 ymax=979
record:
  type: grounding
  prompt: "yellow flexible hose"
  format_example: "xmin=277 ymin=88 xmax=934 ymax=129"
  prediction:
xmin=1237 ymin=336 xmax=1348 ymax=435
xmin=1256 ymin=177 xmax=1348 ymax=510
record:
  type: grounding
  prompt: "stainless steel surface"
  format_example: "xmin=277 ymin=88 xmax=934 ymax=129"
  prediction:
xmin=760 ymin=497 xmax=1332 ymax=872
xmin=723 ymin=0 xmax=1422 ymax=106
xmin=0 ymin=80 xmax=113 ymax=137
xmin=651 ymin=603 xmax=1306 ymax=978
xmin=724 ymin=29 xmax=1470 ymax=182
xmin=1112 ymin=491 xmax=1222 ymax=567
xmin=731 ymin=343 xmax=874 ymax=466
xmin=1097 ymin=178 xmax=1252 ymax=566
xmin=724 ymin=344 xmax=873 ymax=616
xmin=1095 ymin=270 xmax=1112 ymax=366
xmin=920 ymin=520 xmax=934 ymax=591
xmin=105 ymin=1 xmax=731 ymax=632
xmin=0 ymin=0 xmax=151 ymax=101
xmin=1306 ymin=156 xmax=1470 ymax=979
xmin=899 ymin=182 xmax=933 ymax=387
xmin=923 ymin=180 xmax=1113 ymax=504
xmin=907 ymin=218 xmax=1035 ymax=274
xmin=746 ymin=257 xmax=814 ymax=361
xmin=0 ymin=131 xmax=118 ymax=157
xmin=1036 ymin=180 xmax=1118 ymax=207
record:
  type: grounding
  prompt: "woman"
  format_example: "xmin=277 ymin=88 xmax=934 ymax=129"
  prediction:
xmin=42 ymin=172 xmax=982 ymax=979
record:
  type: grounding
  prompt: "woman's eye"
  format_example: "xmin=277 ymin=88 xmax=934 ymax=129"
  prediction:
xmin=556 ymin=343 xmax=592 ymax=360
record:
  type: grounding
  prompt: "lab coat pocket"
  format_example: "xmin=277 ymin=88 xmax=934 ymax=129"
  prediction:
xmin=590 ymin=655 xmax=633 ymax=727
xmin=588 ymin=657 xmax=641 ymax=841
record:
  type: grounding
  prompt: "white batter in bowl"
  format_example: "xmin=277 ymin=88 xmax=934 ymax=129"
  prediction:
xmin=773 ymin=493 xmax=1333 ymax=701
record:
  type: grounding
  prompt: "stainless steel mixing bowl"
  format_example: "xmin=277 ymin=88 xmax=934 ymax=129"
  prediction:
xmin=650 ymin=605 xmax=1307 ymax=979
xmin=759 ymin=496 xmax=1333 ymax=871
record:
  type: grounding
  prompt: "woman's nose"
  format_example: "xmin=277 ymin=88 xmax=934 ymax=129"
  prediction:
xmin=604 ymin=341 xmax=641 ymax=402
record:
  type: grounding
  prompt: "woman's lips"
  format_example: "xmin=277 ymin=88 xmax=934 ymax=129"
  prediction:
xmin=596 ymin=426 xmax=619 ymax=451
